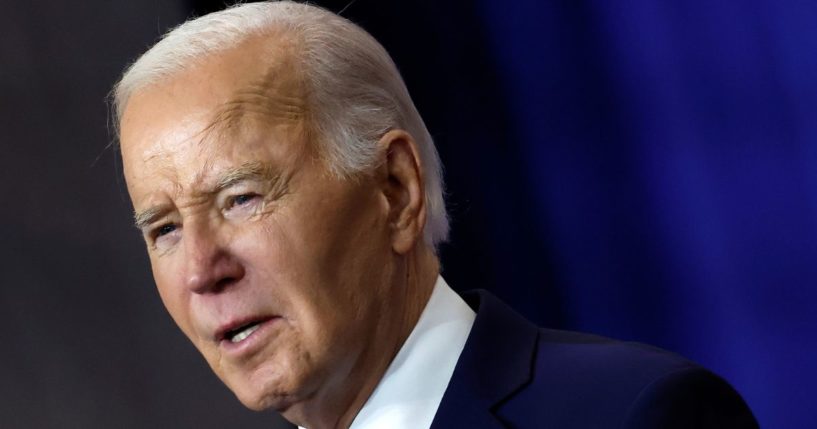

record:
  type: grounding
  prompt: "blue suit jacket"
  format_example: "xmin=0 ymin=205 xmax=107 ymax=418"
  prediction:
xmin=431 ymin=290 xmax=758 ymax=428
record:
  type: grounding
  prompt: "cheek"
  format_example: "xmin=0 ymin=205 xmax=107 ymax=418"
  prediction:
xmin=150 ymin=255 xmax=195 ymax=338
xmin=236 ymin=218 xmax=290 ymax=266
xmin=230 ymin=215 xmax=325 ymax=325
xmin=237 ymin=211 xmax=347 ymax=335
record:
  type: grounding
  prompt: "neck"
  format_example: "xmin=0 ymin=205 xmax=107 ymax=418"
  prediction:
xmin=292 ymin=246 xmax=439 ymax=429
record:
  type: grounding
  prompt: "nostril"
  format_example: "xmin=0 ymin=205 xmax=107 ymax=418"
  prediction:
xmin=213 ymin=276 xmax=240 ymax=293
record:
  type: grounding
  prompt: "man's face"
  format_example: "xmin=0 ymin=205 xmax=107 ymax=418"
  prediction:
xmin=119 ymin=43 xmax=397 ymax=411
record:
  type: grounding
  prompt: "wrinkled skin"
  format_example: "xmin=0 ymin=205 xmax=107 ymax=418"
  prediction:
xmin=119 ymin=37 xmax=437 ymax=428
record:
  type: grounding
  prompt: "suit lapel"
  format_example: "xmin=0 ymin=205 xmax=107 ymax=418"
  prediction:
xmin=430 ymin=290 xmax=540 ymax=429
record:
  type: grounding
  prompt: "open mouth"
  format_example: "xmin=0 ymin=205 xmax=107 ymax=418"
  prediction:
xmin=225 ymin=321 xmax=263 ymax=343
xmin=219 ymin=317 xmax=275 ymax=344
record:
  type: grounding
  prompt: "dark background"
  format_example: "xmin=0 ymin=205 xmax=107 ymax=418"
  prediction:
xmin=2 ymin=0 xmax=815 ymax=428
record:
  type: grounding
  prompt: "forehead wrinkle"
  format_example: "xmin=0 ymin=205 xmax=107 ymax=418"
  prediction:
xmin=131 ymin=153 xmax=182 ymax=198
xmin=201 ymin=59 xmax=307 ymax=142
xmin=135 ymin=125 xmax=210 ymax=196
xmin=132 ymin=177 xmax=184 ymax=230
xmin=187 ymin=154 xmax=219 ymax=196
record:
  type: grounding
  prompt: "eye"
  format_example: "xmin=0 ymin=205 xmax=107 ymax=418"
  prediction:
xmin=227 ymin=193 xmax=260 ymax=209
xmin=155 ymin=223 xmax=177 ymax=238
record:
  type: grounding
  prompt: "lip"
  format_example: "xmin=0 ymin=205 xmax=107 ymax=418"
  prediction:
xmin=215 ymin=316 xmax=280 ymax=357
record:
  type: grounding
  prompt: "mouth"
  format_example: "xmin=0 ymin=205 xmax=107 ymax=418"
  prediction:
xmin=225 ymin=321 xmax=263 ymax=343
xmin=217 ymin=317 xmax=275 ymax=345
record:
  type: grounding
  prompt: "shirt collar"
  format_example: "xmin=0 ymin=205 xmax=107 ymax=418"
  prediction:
xmin=350 ymin=275 xmax=476 ymax=429
xmin=299 ymin=275 xmax=475 ymax=429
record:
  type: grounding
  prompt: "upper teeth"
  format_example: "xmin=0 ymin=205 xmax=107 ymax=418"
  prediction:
xmin=230 ymin=323 xmax=260 ymax=343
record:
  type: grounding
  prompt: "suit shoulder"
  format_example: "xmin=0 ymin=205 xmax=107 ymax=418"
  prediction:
xmin=495 ymin=328 xmax=757 ymax=428
xmin=619 ymin=365 xmax=759 ymax=428
xmin=535 ymin=327 xmax=697 ymax=382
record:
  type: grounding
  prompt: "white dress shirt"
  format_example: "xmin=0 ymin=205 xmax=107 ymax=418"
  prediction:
xmin=299 ymin=276 xmax=476 ymax=429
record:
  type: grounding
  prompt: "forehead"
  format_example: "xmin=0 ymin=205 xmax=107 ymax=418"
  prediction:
xmin=119 ymin=36 xmax=309 ymax=199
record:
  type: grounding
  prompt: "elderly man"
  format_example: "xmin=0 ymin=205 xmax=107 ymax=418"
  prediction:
xmin=114 ymin=2 xmax=757 ymax=428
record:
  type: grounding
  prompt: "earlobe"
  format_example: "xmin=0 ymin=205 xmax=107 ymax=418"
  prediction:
xmin=379 ymin=130 xmax=426 ymax=254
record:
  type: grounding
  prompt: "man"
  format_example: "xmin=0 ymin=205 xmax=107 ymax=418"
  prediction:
xmin=114 ymin=2 xmax=758 ymax=428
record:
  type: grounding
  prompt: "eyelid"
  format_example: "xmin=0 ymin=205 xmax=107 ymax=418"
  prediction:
xmin=233 ymin=193 xmax=259 ymax=204
xmin=224 ymin=192 xmax=261 ymax=212
xmin=145 ymin=223 xmax=172 ymax=244
xmin=145 ymin=222 xmax=182 ymax=254
xmin=154 ymin=223 xmax=178 ymax=237
xmin=143 ymin=215 xmax=179 ymax=238
xmin=219 ymin=180 xmax=263 ymax=204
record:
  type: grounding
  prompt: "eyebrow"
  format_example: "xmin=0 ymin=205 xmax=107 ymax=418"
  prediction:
xmin=213 ymin=161 xmax=278 ymax=192
xmin=134 ymin=205 xmax=168 ymax=231
xmin=132 ymin=161 xmax=281 ymax=230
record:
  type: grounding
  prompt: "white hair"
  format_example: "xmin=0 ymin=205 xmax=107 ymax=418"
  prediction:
xmin=113 ymin=1 xmax=449 ymax=249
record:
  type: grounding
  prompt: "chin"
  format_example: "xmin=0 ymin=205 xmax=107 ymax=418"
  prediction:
xmin=237 ymin=391 xmax=291 ymax=411
xmin=231 ymin=379 xmax=295 ymax=411
xmin=226 ymin=365 xmax=306 ymax=412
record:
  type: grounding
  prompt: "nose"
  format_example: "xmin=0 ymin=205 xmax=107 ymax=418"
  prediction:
xmin=182 ymin=221 xmax=245 ymax=294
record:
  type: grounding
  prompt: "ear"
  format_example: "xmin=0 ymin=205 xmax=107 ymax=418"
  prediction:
xmin=378 ymin=129 xmax=427 ymax=255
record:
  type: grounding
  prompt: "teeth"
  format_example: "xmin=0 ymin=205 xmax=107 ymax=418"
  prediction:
xmin=230 ymin=323 xmax=261 ymax=343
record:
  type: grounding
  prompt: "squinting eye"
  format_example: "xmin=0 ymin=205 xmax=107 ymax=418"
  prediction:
xmin=155 ymin=224 xmax=177 ymax=238
xmin=229 ymin=193 xmax=259 ymax=208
